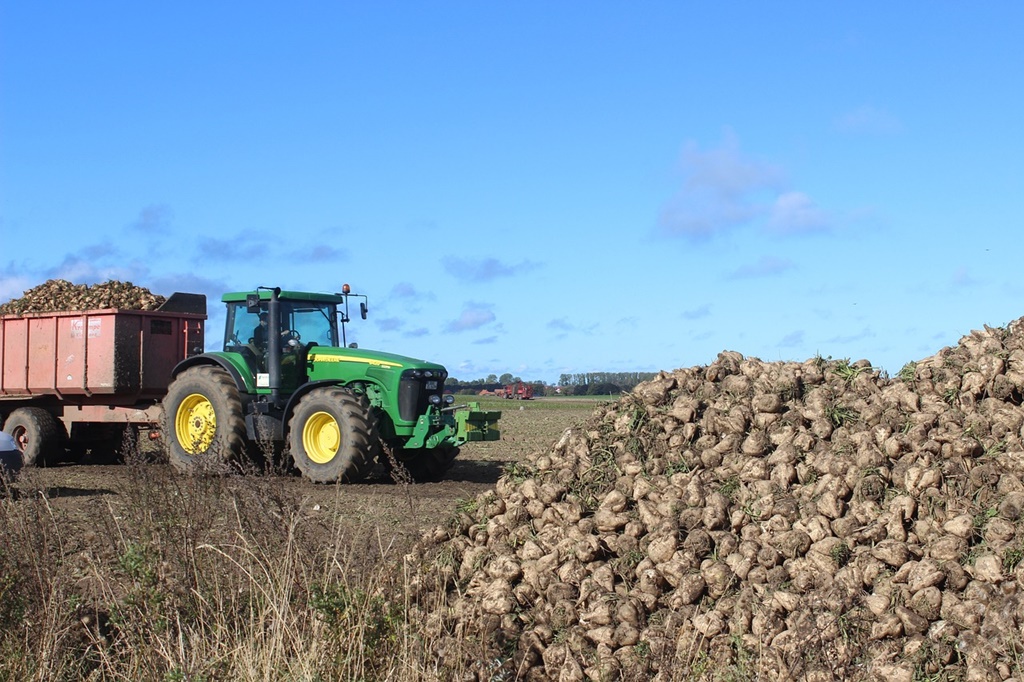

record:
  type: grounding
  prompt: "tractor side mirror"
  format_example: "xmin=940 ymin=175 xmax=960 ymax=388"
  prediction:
xmin=360 ymin=302 xmax=368 ymax=319
xmin=246 ymin=294 xmax=261 ymax=313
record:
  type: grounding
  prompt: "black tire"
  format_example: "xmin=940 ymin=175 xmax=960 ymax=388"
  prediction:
xmin=288 ymin=388 xmax=378 ymax=483
xmin=3 ymin=407 xmax=67 ymax=467
xmin=383 ymin=444 xmax=460 ymax=483
xmin=163 ymin=366 xmax=247 ymax=474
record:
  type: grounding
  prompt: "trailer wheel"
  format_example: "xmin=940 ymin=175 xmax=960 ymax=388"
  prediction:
xmin=3 ymin=407 xmax=67 ymax=467
xmin=163 ymin=366 xmax=246 ymax=473
xmin=384 ymin=444 xmax=459 ymax=483
xmin=288 ymin=388 xmax=378 ymax=483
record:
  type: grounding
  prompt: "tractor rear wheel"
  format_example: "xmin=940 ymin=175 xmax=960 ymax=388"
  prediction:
xmin=163 ymin=366 xmax=247 ymax=473
xmin=288 ymin=388 xmax=378 ymax=483
xmin=383 ymin=444 xmax=459 ymax=483
xmin=2 ymin=407 xmax=67 ymax=467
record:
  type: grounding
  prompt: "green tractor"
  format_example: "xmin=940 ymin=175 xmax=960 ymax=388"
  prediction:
xmin=162 ymin=286 xmax=500 ymax=482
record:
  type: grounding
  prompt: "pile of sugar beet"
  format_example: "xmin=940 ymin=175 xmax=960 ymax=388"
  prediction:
xmin=407 ymin=320 xmax=1024 ymax=682
xmin=0 ymin=279 xmax=165 ymax=315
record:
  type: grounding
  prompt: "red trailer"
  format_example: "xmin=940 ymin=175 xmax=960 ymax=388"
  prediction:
xmin=502 ymin=382 xmax=534 ymax=400
xmin=0 ymin=294 xmax=206 ymax=464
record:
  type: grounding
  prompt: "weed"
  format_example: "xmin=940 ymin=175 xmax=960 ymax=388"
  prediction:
xmin=501 ymin=461 xmax=535 ymax=484
xmin=972 ymin=507 xmax=998 ymax=534
xmin=777 ymin=381 xmax=799 ymax=402
xmin=1003 ymin=545 xmax=1024 ymax=572
xmin=717 ymin=476 xmax=741 ymax=499
xmin=830 ymin=542 xmax=853 ymax=568
xmin=569 ymin=448 xmax=620 ymax=511
xmin=626 ymin=403 xmax=650 ymax=458
xmin=455 ymin=497 xmax=480 ymax=515
xmin=897 ymin=361 xmax=918 ymax=382
xmin=836 ymin=609 xmax=860 ymax=643
xmin=833 ymin=358 xmax=869 ymax=383
xmin=664 ymin=459 xmax=693 ymax=476
xmin=984 ymin=440 xmax=1008 ymax=458
xmin=825 ymin=404 xmax=859 ymax=427
xmin=740 ymin=502 xmax=763 ymax=521
xmin=309 ymin=582 xmax=403 ymax=657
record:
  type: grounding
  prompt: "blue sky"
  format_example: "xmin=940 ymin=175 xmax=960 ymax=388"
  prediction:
xmin=2 ymin=3 xmax=1022 ymax=383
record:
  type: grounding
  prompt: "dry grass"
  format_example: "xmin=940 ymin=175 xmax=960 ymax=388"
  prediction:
xmin=1 ymin=460 xmax=457 ymax=681
xmin=0 ymin=398 xmax=599 ymax=681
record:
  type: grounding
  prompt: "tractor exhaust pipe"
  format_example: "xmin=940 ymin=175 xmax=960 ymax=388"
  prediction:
xmin=267 ymin=287 xmax=283 ymax=407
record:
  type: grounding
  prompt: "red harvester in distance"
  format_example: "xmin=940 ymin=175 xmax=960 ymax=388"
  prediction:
xmin=502 ymin=382 xmax=533 ymax=400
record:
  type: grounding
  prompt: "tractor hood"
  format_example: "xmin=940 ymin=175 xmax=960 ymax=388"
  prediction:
xmin=307 ymin=346 xmax=447 ymax=375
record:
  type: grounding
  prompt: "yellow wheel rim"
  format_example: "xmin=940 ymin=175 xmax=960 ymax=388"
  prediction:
xmin=175 ymin=393 xmax=217 ymax=454
xmin=303 ymin=411 xmax=340 ymax=464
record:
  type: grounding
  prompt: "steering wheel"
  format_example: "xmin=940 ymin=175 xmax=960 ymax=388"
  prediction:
xmin=284 ymin=329 xmax=301 ymax=341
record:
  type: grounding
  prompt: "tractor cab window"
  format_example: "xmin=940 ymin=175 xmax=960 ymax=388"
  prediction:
xmin=281 ymin=302 xmax=338 ymax=348
xmin=224 ymin=301 xmax=338 ymax=350
xmin=224 ymin=303 xmax=264 ymax=351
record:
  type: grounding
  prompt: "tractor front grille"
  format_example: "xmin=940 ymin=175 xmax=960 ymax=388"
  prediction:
xmin=398 ymin=369 xmax=447 ymax=422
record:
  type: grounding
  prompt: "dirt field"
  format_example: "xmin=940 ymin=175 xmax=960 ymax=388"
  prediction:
xmin=10 ymin=397 xmax=602 ymax=567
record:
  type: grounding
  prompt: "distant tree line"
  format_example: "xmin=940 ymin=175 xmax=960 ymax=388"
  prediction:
xmin=557 ymin=372 xmax=658 ymax=393
xmin=446 ymin=374 xmax=549 ymax=396
xmin=444 ymin=371 xmax=658 ymax=397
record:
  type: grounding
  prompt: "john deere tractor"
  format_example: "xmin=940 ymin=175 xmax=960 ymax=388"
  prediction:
xmin=162 ymin=286 xmax=500 ymax=482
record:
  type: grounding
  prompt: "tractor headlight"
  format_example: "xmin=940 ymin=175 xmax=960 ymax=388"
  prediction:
xmin=444 ymin=394 xmax=455 ymax=405
xmin=428 ymin=394 xmax=442 ymax=406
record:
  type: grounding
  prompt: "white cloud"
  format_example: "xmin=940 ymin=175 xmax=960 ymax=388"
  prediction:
xmin=659 ymin=131 xmax=785 ymax=239
xmin=728 ymin=256 xmax=795 ymax=279
xmin=769 ymin=192 xmax=831 ymax=234
xmin=130 ymin=204 xmax=174 ymax=233
xmin=952 ymin=267 xmax=980 ymax=287
xmin=301 ymin=245 xmax=349 ymax=263
xmin=0 ymin=274 xmax=32 ymax=302
xmin=826 ymin=327 xmax=875 ymax=344
xmin=445 ymin=302 xmax=496 ymax=332
xmin=659 ymin=131 xmax=845 ymax=241
xmin=376 ymin=317 xmax=404 ymax=332
xmin=442 ymin=256 xmax=541 ymax=283
xmin=779 ymin=330 xmax=804 ymax=347
xmin=46 ymin=251 xmax=146 ymax=284
xmin=390 ymin=282 xmax=418 ymax=298
xmin=199 ymin=232 xmax=269 ymax=261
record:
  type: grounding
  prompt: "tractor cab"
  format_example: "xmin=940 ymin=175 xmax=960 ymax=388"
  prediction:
xmin=222 ymin=287 xmax=363 ymax=388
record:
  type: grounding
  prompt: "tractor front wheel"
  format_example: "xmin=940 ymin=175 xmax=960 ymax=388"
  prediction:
xmin=288 ymin=388 xmax=378 ymax=483
xmin=2 ymin=407 xmax=67 ymax=467
xmin=163 ymin=366 xmax=247 ymax=473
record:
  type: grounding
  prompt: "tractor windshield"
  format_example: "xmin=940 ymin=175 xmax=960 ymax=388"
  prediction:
xmin=283 ymin=301 xmax=338 ymax=347
xmin=225 ymin=300 xmax=339 ymax=350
